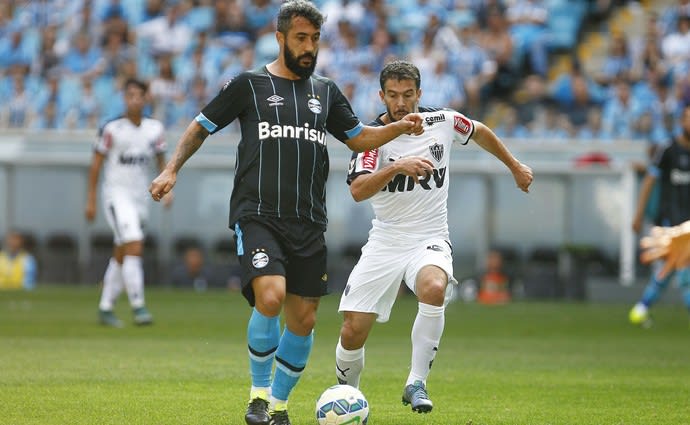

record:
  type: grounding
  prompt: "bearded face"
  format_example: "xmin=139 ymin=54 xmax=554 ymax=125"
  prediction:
xmin=283 ymin=41 xmax=317 ymax=80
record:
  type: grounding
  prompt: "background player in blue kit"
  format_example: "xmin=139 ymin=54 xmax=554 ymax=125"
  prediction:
xmin=629 ymin=105 xmax=690 ymax=328
xmin=334 ymin=61 xmax=533 ymax=413
xmin=148 ymin=2 xmax=424 ymax=424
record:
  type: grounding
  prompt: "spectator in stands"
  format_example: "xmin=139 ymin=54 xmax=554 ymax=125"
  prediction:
xmin=661 ymin=15 xmax=690 ymax=80
xmin=77 ymin=77 xmax=101 ymax=129
xmin=451 ymin=17 xmax=497 ymax=118
xmin=494 ymin=104 xmax=530 ymax=139
xmin=478 ymin=5 xmax=517 ymax=100
xmin=32 ymin=26 xmax=61 ymax=79
xmin=561 ymin=73 xmax=599 ymax=129
xmin=137 ymin=1 xmax=193 ymax=57
xmin=577 ymin=107 xmax=606 ymax=140
xmin=0 ymin=25 xmax=34 ymax=73
xmin=34 ymin=71 xmax=72 ymax=130
xmin=602 ymin=78 xmax=642 ymax=140
xmin=2 ymin=72 xmax=35 ymax=128
xmin=513 ymin=74 xmax=546 ymax=128
xmin=149 ymin=54 xmax=185 ymax=127
xmin=420 ymin=54 xmax=465 ymax=111
xmin=477 ymin=249 xmax=511 ymax=305
xmin=62 ymin=31 xmax=103 ymax=78
xmin=244 ymin=0 xmax=279 ymax=34
xmin=0 ymin=230 xmax=37 ymax=291
xmin=659 ymin=0 xmax=690 ymax=37
xmin=599 ymin=33 xmax=633 ymax=86
xmin=506 ymin=0 xmax=549 ymax=77
xmin=98 ymin=30 xmax=136 ymax=78
xmin=171 ymin=245 xmax=213 ymax=291
xmin=210 ymin=0 xmax=253 ymax=48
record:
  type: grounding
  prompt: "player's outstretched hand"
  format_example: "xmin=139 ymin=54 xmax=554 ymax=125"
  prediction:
xmin=150 ymin=169 xmax=176 ymax=202
xmin=393 ymin=156 xmax=435 ymax=184
xmin=399 ymin=113 xmax=424 ymax=136
xmin=512 ymin=162 xmax=533 ymax=193
xmin=640 ymin=221 xmax=690 ymax=278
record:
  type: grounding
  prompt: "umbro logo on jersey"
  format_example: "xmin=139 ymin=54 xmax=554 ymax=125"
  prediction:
xmin=429 ymin=143 xmax=444 ymax=162
xmin=267 ymin=95 xmax=284 ymax=107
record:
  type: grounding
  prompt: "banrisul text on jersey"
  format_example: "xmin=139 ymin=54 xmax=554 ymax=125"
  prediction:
xmin=257 ymin=121 xmax=327 ymax=145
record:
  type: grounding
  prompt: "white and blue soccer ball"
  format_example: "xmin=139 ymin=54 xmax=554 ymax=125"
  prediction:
xmin=315 ymin=384 xmax=369 ymax=425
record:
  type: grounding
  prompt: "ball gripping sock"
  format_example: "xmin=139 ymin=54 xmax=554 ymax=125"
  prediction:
xmin=640 ymin=271 xmax=674 ymax=308
xmin=99 ymin=258 xmax=123 ymax=311
xmin=247 ymin=308 xmax=281 ymax=390
xmin=406 ymin=303 xmax=445 ymax=386
xmin=271 ymin=328 xmax=313 ymax=406
xmin=335 ymin=338 xmax=365 ymax=387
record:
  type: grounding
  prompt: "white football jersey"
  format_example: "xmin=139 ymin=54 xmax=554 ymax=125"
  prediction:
xmin=347 ymin=108 xmax=474 ymax=243
xmin=95 ymin=116 xmax=166 ymax=199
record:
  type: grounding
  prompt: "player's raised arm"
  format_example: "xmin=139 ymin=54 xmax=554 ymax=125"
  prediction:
xmin=471 ymin=121 xmax=533 ymax=193
xmin=345 ymin=113 xmax=424 ymax=153
xmin=149 ymin=120 xmax=209 ymax=202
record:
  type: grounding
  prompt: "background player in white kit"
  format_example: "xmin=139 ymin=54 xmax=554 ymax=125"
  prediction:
xmin=335 ymin=61 xmax=533 ymax=413
xmin=85 ymin=78 xmax=171 ymax=327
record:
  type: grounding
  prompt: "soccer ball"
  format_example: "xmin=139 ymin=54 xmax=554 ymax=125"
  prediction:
xmin=315 ymin=384 xmax=369 ymax=425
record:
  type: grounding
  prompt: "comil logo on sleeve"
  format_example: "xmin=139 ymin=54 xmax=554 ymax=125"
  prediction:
xmin=267 ymin=95 xmax=284 ymax=107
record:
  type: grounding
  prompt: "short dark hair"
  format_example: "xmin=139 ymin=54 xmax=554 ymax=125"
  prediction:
xmin=379 ymin=60 xmax=421 ymax=91
xmin=276 ymin=0 xmax=324 ymax=34
xmin=124 ymin=78 xmax=148 ymax=93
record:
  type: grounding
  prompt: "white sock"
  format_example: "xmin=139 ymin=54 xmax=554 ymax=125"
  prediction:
xmin=122 ymin=255 xmax=145 ymax=309
xmin=407 ymin=303 xmax=445 ymax=386
xmin=250 ymin=386 xmax=271 ymax=401
xmin=269 ymin=396 xmax=287 ymax=411
xmin=99 ymin=258 xmax=123 ymax=311
xmin=335 ymin=338 xmax=365 ymax=388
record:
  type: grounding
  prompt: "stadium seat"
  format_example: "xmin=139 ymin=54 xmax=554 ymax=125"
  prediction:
xmin=40 ymin=233 xmax=79 ymax=284
xmin=522 ymin=246 xmax=561 ymax=299
xmin=85 ymin=232 xmax=114 ymax=285
xmin=143 ymin=235 xmax=160 ymax=286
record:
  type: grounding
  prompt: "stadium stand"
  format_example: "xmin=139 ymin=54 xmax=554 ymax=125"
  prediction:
xmin=1 ymin=0 xmax=688 ymax=292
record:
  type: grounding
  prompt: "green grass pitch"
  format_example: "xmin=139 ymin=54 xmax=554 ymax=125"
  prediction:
xmin=1 ymin=286 xmax=688 ymax=425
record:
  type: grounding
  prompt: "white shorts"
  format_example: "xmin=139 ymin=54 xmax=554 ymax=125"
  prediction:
xmin=102 ymin=192 xmax=147 ymax=246
xmin=338 ymin=237 xmax=457 ymax=323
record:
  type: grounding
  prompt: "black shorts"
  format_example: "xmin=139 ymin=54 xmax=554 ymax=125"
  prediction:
xmin=233 ymin=216 xmax=329 ymax=306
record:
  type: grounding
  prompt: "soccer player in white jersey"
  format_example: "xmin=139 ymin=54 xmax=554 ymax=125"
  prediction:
xmin=334 ymin=61 xmax=533 ymax=413
xmin=85 ymin=78 xmax=171 ymax=327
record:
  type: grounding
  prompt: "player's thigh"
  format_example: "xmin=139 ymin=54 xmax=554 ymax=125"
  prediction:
xmin=284 ymin=243 xmax=328 ymax=299
xmin=103 ymin=196 xmax=144 ymax=246
xmin=405 ymin=239 xmax=456 ymax=303
xmin=339 ymin=241 xmax=408 ymax=323
xmin=234 ymin=220 xmax=288 ymax=306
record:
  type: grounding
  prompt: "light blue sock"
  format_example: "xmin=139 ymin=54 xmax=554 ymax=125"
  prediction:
xmin=640 ymin=271 xmax=674 ymax=307
xmin=247 ymin=308 xmax=281 ymax=388
xmin=271 ymin=328 xmax=313 ymax=401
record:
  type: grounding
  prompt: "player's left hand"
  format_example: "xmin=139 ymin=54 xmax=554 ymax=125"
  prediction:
xmin=512 ymin=162 xmax=533 ymax=193
xmin=640 ymin=222 xmax=690 ymax=278
xmin=400 ymin=113 xmax=424 ymax=136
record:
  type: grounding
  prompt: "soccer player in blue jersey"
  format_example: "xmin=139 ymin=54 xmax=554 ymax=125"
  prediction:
xmin=630 ymin=105 xmax=690 ymax=327
xmin=149 ymin=2 xmax=424 ymax=424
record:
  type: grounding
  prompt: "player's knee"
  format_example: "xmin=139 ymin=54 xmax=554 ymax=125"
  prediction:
xmin=417 ymin=279 xmax=446 ymax=306
xmin=255 ymin=291 xmax=284 ymax=316
xmin=340 ymin=320 xmax=366 ymax=349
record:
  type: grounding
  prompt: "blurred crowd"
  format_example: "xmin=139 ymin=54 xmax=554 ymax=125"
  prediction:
xmin=0 ymin=0 xmax=689 ymax=144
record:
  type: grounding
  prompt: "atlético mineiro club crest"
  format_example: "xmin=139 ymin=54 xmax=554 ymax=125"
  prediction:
xmin=429 ymin=143 xmax=444 ymax=162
